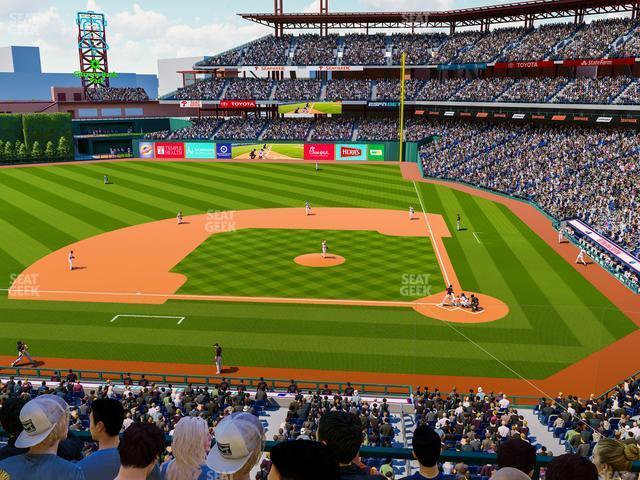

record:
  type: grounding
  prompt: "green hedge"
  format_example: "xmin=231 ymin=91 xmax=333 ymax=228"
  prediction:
xmin=22 ymin=113 xmax=73 ymax=151
xmin=0 ymin=114 xmax=24 ymax=144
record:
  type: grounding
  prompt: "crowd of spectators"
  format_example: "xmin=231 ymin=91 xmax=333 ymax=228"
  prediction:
xmin=224 ymin=79 xmax=273 ymax=100
xmin=242 ymin=35 xmax=291 ymax=65
xmin=391 ymin=33 xmax=447 ymax=65
xmin=198 ymin=49 xmax=242 ymax=67
xmin=456 ymin=27 xmax=526 ymax=64
xmin=272 ymin=79 xmax=322 ymax=102
xmin=555 ymin=76 xmax=634 ymax=104
xmin=293 ymin=34 xmax=338 ymax=65
xmin=86 ymin=87 xmax=149 ymax=103
xmin=431 ymin=31 xmax=484 ymax=65
xmin=261 ymin=119 xmax=313 ymax=140
xmin=500 ymin=23 xmax=579 ymax=62
xmin=611 ymin=28 xmax=640 ymax=58
xmin=173 ymin=79 xmax=226 ymax=101
xmin=143 ymin=118 xmax=222 ymax=140
xmin=553 ymin=18 xmax=637 ymax=60
xmin=499 ymin=77 xmax=569 ymax=103
xmin=419 ymin=120 xmax=640 ymax=259
xmin=213 ymin=118 xmax=268 ymax=140
xmin=356 ymin=119 xmax=398 ymax=141
xmin=325 ymin=79 xmax=371 ymax=101
xmin=450 ymin=78 xmax=513 ymax=102
xmin=310 ymin=118 xmax=355 ymax=141
xmin=342 ymin=33 xmax=387 ymax=65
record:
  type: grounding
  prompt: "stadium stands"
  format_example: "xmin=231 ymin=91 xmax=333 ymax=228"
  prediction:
xmin=85 ymin=87 xmax=149 ymax=102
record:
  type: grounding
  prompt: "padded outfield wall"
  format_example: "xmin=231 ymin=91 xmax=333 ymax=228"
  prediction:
xmin=133 ymin=139 xmax=406 ymax=162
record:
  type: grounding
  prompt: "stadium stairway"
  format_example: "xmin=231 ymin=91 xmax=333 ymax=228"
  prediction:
xmin=521 ymin=409 xmax=560 ymax=456
xmin=319 ymin=81 xmax=328 ymax=101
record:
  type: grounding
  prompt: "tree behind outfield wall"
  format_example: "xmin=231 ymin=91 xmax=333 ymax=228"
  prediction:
xmin=31 ymin=141 xmax=42 ymax=159
xmin=0 ymin=140 xmax=4 ymax=161
xmin=45 ymin=141 xmax=55 ymax=158
xmin=57 ymin=136 xmax=71 ymax=158
xmin=17 ymin=142 xmax=27 ymax=160
xmin=3 ymin=141 xmax=13 ymax=161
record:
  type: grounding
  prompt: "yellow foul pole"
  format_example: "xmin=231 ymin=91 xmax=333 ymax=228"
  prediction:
xmin=398 ymin=51 xmax=406 ymax=162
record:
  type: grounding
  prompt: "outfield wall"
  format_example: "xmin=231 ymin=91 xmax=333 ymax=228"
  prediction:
xmin=133 ymin=139 xmax=402 ymax=161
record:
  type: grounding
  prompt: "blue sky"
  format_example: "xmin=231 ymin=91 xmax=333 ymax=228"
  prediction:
xmin=0 ymin=0 xmax=625 ymax=74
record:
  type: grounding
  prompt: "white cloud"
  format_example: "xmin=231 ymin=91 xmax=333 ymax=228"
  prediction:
xmin=361 ymin=0 xmax=455 ymax=11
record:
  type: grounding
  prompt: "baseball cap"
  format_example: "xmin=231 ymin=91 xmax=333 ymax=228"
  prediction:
xmin=206 ymin=412 xmax=265 ymax=474
xmin=16 ymin=394 xmax=69 ymax=448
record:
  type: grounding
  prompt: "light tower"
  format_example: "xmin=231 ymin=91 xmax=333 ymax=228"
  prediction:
xmin=75 ymin=11 xmax=114 ymax=91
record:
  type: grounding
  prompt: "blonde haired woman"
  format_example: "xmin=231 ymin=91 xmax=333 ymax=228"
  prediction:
xmin=593 ymin=438 xmax=640 ymax=480
xmin=161 ymin=416 xmax=217 ymax=480
xmin=206 ymin=412 xmax=265 ymax=480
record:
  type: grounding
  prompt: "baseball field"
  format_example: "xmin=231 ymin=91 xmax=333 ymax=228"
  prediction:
xmin=0 ymin=160 xmax=638 ymax=396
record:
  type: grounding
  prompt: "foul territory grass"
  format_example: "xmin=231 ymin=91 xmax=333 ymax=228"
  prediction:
xmin=0 ymin=161 xmax=636 ymax=379
xmin=173 ymin=229 xmax=444 ymax=300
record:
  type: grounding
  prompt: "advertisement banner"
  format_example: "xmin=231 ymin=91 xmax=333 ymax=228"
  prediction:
xmin=231 ymin=143 xmax=304 ymax=160
xmin=138 ymin=141 xmax=154 ymax=158
xmin=437 ymin=62 xmax=487 ymax=71
xmin=494 ymin=61 xmax=555 ymax=69
xmin=335 ymin=144 xmax=367 ymax=161
xmin=154 ymin=142 xmax=184 ymax=159
xmin=278 ymin=102 xmax=342 ymax=117
xmin=562 ymin=57 xmax=636 ymax=67
xmin=219 ymin=100 xmax=257 ymax=109
xmin=216 ymin=143 xmax=232 ymax=159
xmin=185 ymin=142 xmax=216 ymax=159
xmin=367 ymin=144 xmax=385 ymax=161
xmin=304 ymin=143 xmax=335 ymax=161
xmin=179 ymin=100 xmax=202 ymax=108
xmin=368 ymin=101 xmax=400 ymax=108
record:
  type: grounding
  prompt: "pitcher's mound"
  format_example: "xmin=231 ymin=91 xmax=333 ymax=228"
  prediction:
xmin=294 ymin=253 xmax=345 ymax=267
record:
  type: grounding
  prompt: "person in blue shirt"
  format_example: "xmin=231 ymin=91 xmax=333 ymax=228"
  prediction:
xmin=400 ymin=425 xmax=444 ymax=480
xmin=78 ymin=398 xmax=162 ymax=480
xmin=0 ymin=394 xmax=85 ymax=480
xmin=160 ymin=416 xmax=218 ymax=480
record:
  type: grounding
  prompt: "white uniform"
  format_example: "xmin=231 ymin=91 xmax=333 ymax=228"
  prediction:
xmin=305 ymin=201 xmax=311 ymax=216
xmin=322 ymin=241 xmax=328 ymax=258
xmin=409 ymin=206 xmax=415 ymax=220
xmin=68 ymin=251 xmax=75 ymax=271
xmin=177 ymin=212 xmax=183 ymax=224
xmin=576 ymin=249 xmax=587 ymax=265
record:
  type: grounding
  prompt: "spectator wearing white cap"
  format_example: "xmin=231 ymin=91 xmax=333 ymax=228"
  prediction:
xmin=161 ymin=416 xmax=217 ymax=480
xmin=206 ymin=412 xmax=265 ymax=480
xmin=0 ymin=394 xmax=85 ymax=479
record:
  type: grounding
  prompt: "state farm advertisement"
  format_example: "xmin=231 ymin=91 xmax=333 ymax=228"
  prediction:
xmin=562 ymin=57 xmax=636 ymax=67
xmin=154 ymin=142 xmax=185 ymax=159
xmin=304 ymin=143 xmax=334 ymax=161
xmin=335 ymin=144 xmax=367 ymax=161
xmin=219 ymin=100 xmax=257 ymax=109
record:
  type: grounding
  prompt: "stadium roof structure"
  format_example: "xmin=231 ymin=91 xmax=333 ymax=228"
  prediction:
xmin=240 ymin=0 xmax=640 ymax=33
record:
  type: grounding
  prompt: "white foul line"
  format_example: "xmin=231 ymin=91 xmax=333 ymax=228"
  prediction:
xmin=110 ymin=314 xmax=185 ymax=325
xmin=473 ymin=232 xmax=482 ymax=244
xmin=412 ymin=180 xmax=451 ymax=286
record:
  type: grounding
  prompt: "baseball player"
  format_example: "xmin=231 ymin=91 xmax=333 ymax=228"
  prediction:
xmin=322 ymin=240 xmax=328 ymax=259
xmin=68 ymin=250 xmax=75 ymax=271
xmin=305 ymin=201 xmax=311 ymax=216
xmin=409 ymin=206 xmax=415 ymax=220
xmin=214 ymin=343 xmax=223 ymax=374
xmin=177 ymin=211 xmax=183 ymax=225
xmin=10 ymin=341 xmax=35 ymax=367
xmin=576 ymin=248 xmax=588 ymax=266
xmin=315 ymin=162 xmax=319 ymax=173
xmin=456 ymin=213 xmax=461 ymax=231
xmin=558 ymin=227 xmax=564 ymax=243
xmin=103 ymin=175 xmax=109 ymax=185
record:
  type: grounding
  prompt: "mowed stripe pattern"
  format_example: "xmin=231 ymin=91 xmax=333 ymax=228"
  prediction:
xmin=173 ymin=228 xmax=445 ymax=300
xmin=0 ymin=162 xmax=635 ymax=380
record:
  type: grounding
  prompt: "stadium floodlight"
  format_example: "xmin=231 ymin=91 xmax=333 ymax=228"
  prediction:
xmin=76 ymin=11 xmax=112 ymax=91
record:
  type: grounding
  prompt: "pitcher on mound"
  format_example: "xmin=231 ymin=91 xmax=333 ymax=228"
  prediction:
xmin=322 ymin=240 xmax=328 ymax=258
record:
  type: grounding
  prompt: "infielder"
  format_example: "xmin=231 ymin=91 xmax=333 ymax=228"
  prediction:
xmin=456 ymin=213 xmax=461 ymax=231
xmin=68 ymin=250 xmax=75 ymax=271
xmin=576 ymin=248 xmax=588 ymax=266
xmin=11 ymin=341 xmax=35 ymax=367
xmin=409 ymin=206 xmax=415 ymax=220
xmin=305 ymin=201 xmax=311 ymax=216
xmin=322 ymin=240 xmax=328 ymax=259
xmin=177 ymin=211 xmax=183 ymax=224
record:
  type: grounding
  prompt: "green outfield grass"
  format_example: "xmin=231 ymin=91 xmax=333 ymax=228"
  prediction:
xmin=0 ymin=161 xmax=635 ymax=379
xmin=173 ymin=229 xmax=444 ymax=300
